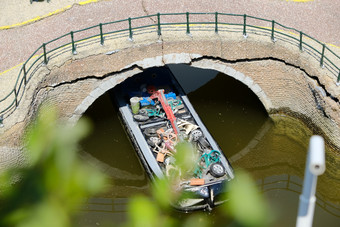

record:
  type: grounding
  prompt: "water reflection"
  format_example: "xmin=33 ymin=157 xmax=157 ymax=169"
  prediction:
xmin=78 ymin=65 xmax=340 ymax=226
xmin=79 ymin=93 xmax=150 ymax=194
xmin=258 ymin=174 xmax=340 ymax=218
xmin=187 ymin=71 xmax=268 ymax=154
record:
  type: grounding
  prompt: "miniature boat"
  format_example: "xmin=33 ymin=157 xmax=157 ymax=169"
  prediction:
xmin=110 ymin=67 xmax=234 ymax=211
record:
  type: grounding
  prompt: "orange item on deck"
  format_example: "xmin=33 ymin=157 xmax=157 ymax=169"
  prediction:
xmin=156 ymin=152 xmax=165 ymax=162
xmin=190 ymin=178 xmax=205 ymax=186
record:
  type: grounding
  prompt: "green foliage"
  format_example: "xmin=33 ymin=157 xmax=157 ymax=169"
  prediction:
xmin=0 ymin=106 xmax=107 ymax=227
xmin=222 ymin=170 xmax=272 ymax=227
xmin=173 ymin=141 xmax=198 ymax=177
xmin=127 ymin=195 xmax=160 ymax=227
xmin=0 ymin=106 xmax=273 ymax=227
xmin=151 ymin=177 xmax=174 ymax=210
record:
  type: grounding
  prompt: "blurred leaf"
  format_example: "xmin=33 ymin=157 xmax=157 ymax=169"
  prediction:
xmin=127 ymin=195 xmax=160 ymax=227
xmin=0 ymin=105 xmax=107 ymax=227
xmin=222 ymin=170 xmax=271 ymax=227
xmin=152 ymin=177 xmax=173 ymax=210
xmin=183 ymin=213 xmax=210 ymax=227
xmin=173 ymin=141 xmax=198 ymax=178
xmin=25 ymin=105 xmax=58 ymax=165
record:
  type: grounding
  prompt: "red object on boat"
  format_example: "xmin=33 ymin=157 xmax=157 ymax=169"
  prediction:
xmin=150 ymin=89 xmax=180 ymax=135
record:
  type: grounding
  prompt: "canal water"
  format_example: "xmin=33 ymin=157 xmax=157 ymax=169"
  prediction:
xmin=78 ymin=65 xmax=340 ymax=226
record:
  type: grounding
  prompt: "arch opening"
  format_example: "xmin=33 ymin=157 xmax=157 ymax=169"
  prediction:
xmin=80 ymin=65 xmax=269 ymax=166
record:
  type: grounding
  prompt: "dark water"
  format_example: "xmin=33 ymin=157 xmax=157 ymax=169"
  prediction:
xmin=78 ymin=65 xmax=340 ymax=226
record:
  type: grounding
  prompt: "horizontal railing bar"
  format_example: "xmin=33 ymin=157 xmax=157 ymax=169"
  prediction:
xmin=247 ymin=24 xmax=272 ymax=32
xmin=301 ymin=41 xmax=322 ymax=57
xmin=45 ymin=32 xmax=70 ymax=45
xmin=218 ymin=13 xmax=244 ymax=17
xmin=73 ymin=24 xmax=99 ymax=33
xmin=72 ymin=33 xmax=102 ymax=44
xmin=215 ymin=22 xmax=243 ymax=27
xmin=272 ymin=30 xmax=300 ymax=43
xmin=322 ymin=57 xmax=339 ymax=75
xmin=158 ymin=12 xmax=187 ymax=16
xmin=130 ymin=14 xmax=158 ymax=21
xmin=145 ymin=13 xmax=159 ymax=18
xmin=274 ymin=21 xmax=301 ymax=34
xmin=45 ymin=42 xmax=73 ymax=55
xmin=246 ymin=15 xmax=272 ymax=23
xmin=159 ymin=22 xmax=187 ymax=26
xmin=130 ymin=24 xmax=157 ymax=31
xmin=325 ymin=46 xmax=340 ymax=59
xmin=102 ymin=18 xmax=129 ymax=26
xmin=0 ymin=99 xmax=16 ymax=115
xmin=0 ymin=90 xmax=14 ymax=102
xmin=26 ymin=55 xmax=44 ymax=75
xmin=24 ymin=45 xmax=43 ymax=66
xmin=104 ymin=28 xmax=130 ymax=36
xmin=189 ymin=22 xmax=215 ymax=25
xmin=303 ymin=32 xmax=324 ymax=46
xmin=188 ymin=12 xmax=216 ymax=15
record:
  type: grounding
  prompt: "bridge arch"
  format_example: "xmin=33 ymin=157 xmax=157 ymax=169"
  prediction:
xmin=69 ymin=54 xmax=273 ymax=125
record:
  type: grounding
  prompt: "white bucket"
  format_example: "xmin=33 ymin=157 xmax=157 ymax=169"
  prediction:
xmin=130 ymin=97 xmax=140 ymax=114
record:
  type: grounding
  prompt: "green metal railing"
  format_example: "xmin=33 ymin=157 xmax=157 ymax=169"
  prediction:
xmin=1 ymin=12 xmax=340 ymax=116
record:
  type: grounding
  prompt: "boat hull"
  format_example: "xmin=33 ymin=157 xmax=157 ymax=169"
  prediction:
xmin=110 ymin=67 xmax=234 ymax=211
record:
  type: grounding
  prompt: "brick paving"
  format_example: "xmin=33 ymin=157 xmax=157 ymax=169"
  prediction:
xmin=0 ymin=0 xmax=339 ymax=83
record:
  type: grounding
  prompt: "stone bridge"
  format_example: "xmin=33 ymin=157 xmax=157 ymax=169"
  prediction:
xmin=0 ymin=1 xmax=340 ymax=170
xmin=1 ymin=24 xmax=340 ymax=166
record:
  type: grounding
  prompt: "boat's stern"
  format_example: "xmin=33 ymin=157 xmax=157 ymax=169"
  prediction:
xmin=175 ymin=179 xmax=231 ymax=212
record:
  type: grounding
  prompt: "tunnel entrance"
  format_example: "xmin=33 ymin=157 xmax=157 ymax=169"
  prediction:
xmin=81 ymin=65 xmax=268 ymax=165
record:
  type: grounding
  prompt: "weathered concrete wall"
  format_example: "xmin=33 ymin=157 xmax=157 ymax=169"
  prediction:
xmin=231 ymin=115 xmax=340 ymax=203
xmin=0 ymin=28 xmax=339 ymax=170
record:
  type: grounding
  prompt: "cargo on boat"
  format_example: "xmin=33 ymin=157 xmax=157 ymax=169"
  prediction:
xmin=110 ymin=67 xmax=234 ymax=211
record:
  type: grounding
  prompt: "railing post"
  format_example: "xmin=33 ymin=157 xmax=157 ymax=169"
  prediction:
xmin=70 ymin=31 xmax=77 ymax=54
xmin=337 ymin=71 xmax=340 ymax=85
xmin=14 ymin=88 xmax=18 ymax=107
xmin=128 ymin=17 xmax=133 ymax=40
xmin=0 ymin=115 xmax=3 ymax=128
xmin=271 ymin=20 xmax=276 ymax=42
xmin=243 ymin=14 xmax=247 ymax=38
xmin=157 ymin=13 xmax=161 ymax=36
xmin=99 ymin=23 xmax=104 ymax=45
xmin=320 ymin=44 xmax=325 ymax=68
xmin=23 ymin=63 xmax=27 ymax=85
xmin=215 ymin=12 xmax=218 ymax=33
xmin=186 ymin=12 xmax=190 ymax=34
xmin=299 ymin=31 xmax=303 ymax=51
xmin=43 ymin=43 xmax=48 ymax=64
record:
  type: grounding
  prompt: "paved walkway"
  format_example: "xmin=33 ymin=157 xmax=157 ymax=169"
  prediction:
xmin=0 ymin=0 xmax=339 ymax=98
xmin=1 ymin=0 xmax=339 ymax=73
xmin=0 ymin=0 xmax=99 ymax=28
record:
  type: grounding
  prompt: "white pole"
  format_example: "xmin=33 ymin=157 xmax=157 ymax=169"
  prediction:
xmin=296 ymin=135 xmax=325 ymax=227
